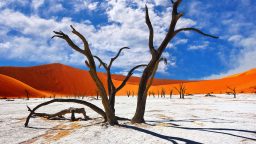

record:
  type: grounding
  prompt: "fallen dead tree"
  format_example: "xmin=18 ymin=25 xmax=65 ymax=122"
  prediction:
xmin=27 ymin=106 xmax=90 ymax=121
xmin=24 ymin=99 xmax=106 ymax=127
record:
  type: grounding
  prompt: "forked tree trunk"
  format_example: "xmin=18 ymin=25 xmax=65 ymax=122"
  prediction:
xmin=131 ymin=0 xmax=218 ymax=123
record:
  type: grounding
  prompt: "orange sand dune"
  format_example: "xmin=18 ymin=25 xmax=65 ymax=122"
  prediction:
xmin=0 ymin=63 xmax=255 ymax=97
xmin=0 ymin=63 xmax=107 ymax=96
xmin=0 ymin=63 xmax=184 ymax=97
xmin=111 ymin=74 xmax=189 ymax=85
xmin=0 ymin=74 xmax=48 ymax=98
xmin=128 ymin=69 xmax=256 ymax=96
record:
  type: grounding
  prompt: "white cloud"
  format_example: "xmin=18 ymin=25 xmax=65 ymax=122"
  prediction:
xmin=31 ymin=0 xmax=45 ymax=10
xmin=0 ymin=1 xmax=198 ymax=75
xmin=87 ymin=2 xmax=98 ymax=11
xmin=204 ymin=33 xmax=256 ymax=79
xmin=188 ymin=41 xmax=209 ymax=50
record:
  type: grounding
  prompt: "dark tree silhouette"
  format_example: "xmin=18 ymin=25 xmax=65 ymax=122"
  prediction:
xmin=25 ymin=99 xmax=106 ymax=127
xmin=132 ymin=0 xmax=218 ymax=123
xmin=169 ymin=89 xmax=173 ymax=99
xmin=127 ymin=90 xmax=131 ymax=97
xmin=227 ymin=86 xmax=237 ymax=98
xmin=52 ymin=25 xmax=146 ymax=125
xmin=94 ymin=48 xmax=146 ymax=114
xmin=174 ymin=83 xmax=186 ymax=99
xmin=25 ymin=89 xmax=29 ymax=100
xmin=52 ymin=26 xmax=117 ymax=125
xmin=161 ymin=88 xmax=166 ymax=98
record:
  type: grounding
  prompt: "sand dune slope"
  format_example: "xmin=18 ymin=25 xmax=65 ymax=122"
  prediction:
xmin=0 ymin=74 xmax=47 ymax=98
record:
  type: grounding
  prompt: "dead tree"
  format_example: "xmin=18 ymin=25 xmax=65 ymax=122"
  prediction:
xmin=170 ymin=89 xmax=173 ymax=99
xmin=132 ymin=91 xmax=135 ymax=97
xmin=152 ymin=91 xmax=155 ymax=98
xmin=205 ymin=93 xmax=215 ymax=97
xmin=53 ymin=26 xmax=117 ymax=125
xmin=131 ymin=0 xmax=218 ymax=123
xmin=94 ymin=47 xmax=147 ymax=114
xmin=53 ymin=26 xmax=146 ymax=125
xmin=227 ymin=86 xmax=237 ymax=98
xmin=25 ymin=89 xmax=29 ymax=100
xmin=96 ymin=90 xmax=99 ymax=100
xmin=161 ymin=88 xmax=166 ymax=98
xmin=25 ymin=99 xmax=106 ymax=127
xmin=127 ymin=90 xmax=131 ymax=97
xmin=174 ymin=83 xmax=186 ymax=99
xmin=27 ymin=106 xmax=89 ymax=121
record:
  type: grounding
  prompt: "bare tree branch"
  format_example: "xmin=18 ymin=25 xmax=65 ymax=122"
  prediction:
xmin=145 ymin=5 xmax=156 ymax=55
xmin=70 ymin=25 xmax=89 ymax=51
xmin=93 ymin=56 xmax=108 ymax=70
xmin=69 ymin=25 xmax=97 ymax=70
xmin=174 ymin=27 xmax=219 ymax=39
xmin=116 ymin=64 xmax=147 ymax=92
xmin=109 ymin=47 xmax=130 ymax=68
xmin=52 ymin=31 xmax=85 ymax=55
xmin=172 ymin=0 xmax=182 ymax=16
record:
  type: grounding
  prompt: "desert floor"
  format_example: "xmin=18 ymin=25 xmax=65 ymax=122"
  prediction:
xmin=0 ymin=94 xmax=255 ymax=144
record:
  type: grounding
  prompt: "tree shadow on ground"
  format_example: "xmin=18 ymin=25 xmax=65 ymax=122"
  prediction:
xmin=120 ymin=124 xmax=203 ymax=144
xmin=146 ymin=118 xmax=256 ymax=141
xmin=148 ymin=118 xmax=235 ymax=124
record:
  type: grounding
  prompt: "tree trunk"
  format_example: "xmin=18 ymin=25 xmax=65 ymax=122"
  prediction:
xmin=131 ymin=95 xmax=147 ymax=123
xmin=131 ymin=61 xmax=156 ymax=123
xmin=109 ymin=92 xmax=116 ymax=114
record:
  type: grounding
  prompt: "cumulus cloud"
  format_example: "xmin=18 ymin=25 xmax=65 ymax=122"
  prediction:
xmin=31 ymin=0 xmax=45 ymax=10
xmin=0 ymin=0 xmax=197 ymax=75
xmin=204 ymin=33 xmax=256 ymax=79
xmin=188 ymin=41 xmax=209 ymax=50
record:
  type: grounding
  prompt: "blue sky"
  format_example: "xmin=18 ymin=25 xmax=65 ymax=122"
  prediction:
xmin=0 ymin=0 xmax=256 ymax=80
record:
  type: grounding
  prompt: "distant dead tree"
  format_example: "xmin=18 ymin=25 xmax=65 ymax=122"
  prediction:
xmin=157 ymin=90 xmax=160 ymax=98
xmin=96 ymin=90 xmax=99 ymax=100
xmin=169 ymin=89 xmax=173 ymax=99
xmin=250 ymin=86 xmax=256 ymax=94
xmin=152 ymin=91 xmax=155 ymax=98
xmin=132 ymin=91 xmax=135 ymax=97
xmin=174 ymin=83 xmax=186 ymax=99
xmin=127 ymin=90 xmax=131 ymax=97
xmin=148 ymin=91 xmax=151 ymax=97
xmin=25 ymin=89 xmax=29 ymax=100
xmin=161 ymin=88 xmax=166 ymax=98
xmin=205 ymin=93 xmax=215 ymax=97
xmin=132 ymin=0 xmax=218 ymax=123
xmin=227 ymin=86 xmax=237 ymax=98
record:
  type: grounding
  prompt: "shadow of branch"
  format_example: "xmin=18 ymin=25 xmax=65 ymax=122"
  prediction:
xmin=120 ymin=124 xmax=203 ymax=144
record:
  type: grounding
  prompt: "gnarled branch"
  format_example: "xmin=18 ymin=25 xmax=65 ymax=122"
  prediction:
xmin=52 ymin=31 xmax=85 ymax=55
xmin=93 ymin=56 xmax=108 ymax=71
xmin=25 ymin=99 xmax=106 ymax=127
xmin=174 ymin=27 xmax=219 ymax=39
xmin=70 ymin=25 xmax=96 ymax=70
xmin=109 ymin=47 xmax=130 ymax=68
xmin=116 ymin=64 xmax=147 ymax=92
xmin=145 ymin=5 xmax=156 ymax=55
